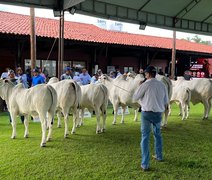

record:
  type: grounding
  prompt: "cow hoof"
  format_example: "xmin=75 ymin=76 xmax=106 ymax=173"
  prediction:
xmin=71 ymin=131 xmax=75 ymax=135
xmin=202 ymin=117 xmax=208 ymax=120
xmin=11 ymin=136 xmax=16 ymax=139
xmin=96 ymin=130 xmax=101 ymax=134
xmin=64 ymin=134 xmax=69 ymax=138
xmin=120 ymin=121 xmax=124 ymax=124
xmin=40 ymin=143 xmax=46 ymax=147
xmin=57 ymin=125 xmax=62 ymax=128
xmin=112 ymin=122 xmax=116 ymax=125
xmin=101 ymin=129 xmax=106 ymax=133
xmin=47 ymin=137 xmax=51 ymax=142
xmin=24 ymin=134 xmax=29 ymax=138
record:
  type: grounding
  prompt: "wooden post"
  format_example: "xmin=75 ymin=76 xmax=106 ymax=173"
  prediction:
xmin=30 ymin=8 xmax=36 ymax=72
xmin=171 ymin=30 xmax=176 ymax=79
xmin=58 ymin=10 xmax=64 ymax=78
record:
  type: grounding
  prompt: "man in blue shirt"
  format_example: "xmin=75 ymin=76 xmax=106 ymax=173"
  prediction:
xmin=79 ymin=68 xmax=91 ymax=85
xmin=32 ymin=68 xmax=45 ymax=86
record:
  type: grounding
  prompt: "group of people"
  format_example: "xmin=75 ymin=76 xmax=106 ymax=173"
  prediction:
xmin=60 ymin=66 xmax=123 ymax=85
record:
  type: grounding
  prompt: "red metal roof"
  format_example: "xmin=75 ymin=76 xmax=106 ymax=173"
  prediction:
xmin=0 ymin=11 xmax=212 ymax=54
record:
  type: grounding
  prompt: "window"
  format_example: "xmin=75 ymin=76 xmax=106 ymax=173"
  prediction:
xmin=124 ymin=66 xmax=134 ymax=73
xmin=25 ymin=59 xmax=56 ymax=77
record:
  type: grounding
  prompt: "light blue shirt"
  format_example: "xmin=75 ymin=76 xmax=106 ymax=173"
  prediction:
xmin=16 ymin=74 xmax=28 ymax=88
xmin=79 ymin=73 xmax=91 ymax=85
xmin=133 ymin=78 xmax=169 ymax=112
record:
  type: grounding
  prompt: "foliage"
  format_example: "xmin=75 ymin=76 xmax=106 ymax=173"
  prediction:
xmin=0 ymin=104 xmax=212 ymax=179
xmin=182 ymin=35 xmax=212 ymax=45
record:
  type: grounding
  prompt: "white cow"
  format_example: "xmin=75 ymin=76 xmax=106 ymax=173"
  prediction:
xmin=175 ymin=77 xmax=212 ymax=119
xmin=99 ymin=74 xmax=144 ymax=124
xmin=170 ymin=80 xmax=191 ymax=120
xmin=0 ymin=79 xmax=57 ymax=147
xmin=78 ymin=83 xmax=108 ymax=133
xmin=155 ymin=74 xmax=172 ymax=126
xmin=48 ymin=77 xmax=81 ymax=137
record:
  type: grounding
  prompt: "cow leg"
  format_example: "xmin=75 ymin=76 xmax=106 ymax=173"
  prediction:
xmin=101 ymin=107 xmax=107 ymax=133
xmin=79 ymin=108 xmax=84 ymax=126
xmin=181 ymin=102 xmax=186 ymax=120
xmin=64 ymin=113 xmax=69 ymax=138
xmin=40 ymin=114 xmax=47 ymax=147
xmin=202 ymin=100 xmax=209 ymax=120
xmin=112 ymin=102 xmax=119 ymax=125
xmin=168 ymin=103 xmax=172 ymax=116
xmin=95 ymin=108 xmax=101 ymax=134
xmin=47 ymin=112 xmax=53 ymax=141
xmin=71 ymin=109 xmax=78 ymax=134
xmin=24 ymin=115 xmax=29 ymax=138
xmin=57 ymin=111 xmax=62 ymax=128
xmin=161 ymin=105 xmax=169 ymax=127
xmin=134 ymin=108 xmax=139 ymax=122
xmin=120 ymin=106 xmax=126 ymax=124
xmin=10 ymin=112 xmax=17 ymax=139
xmin=178 ymin=103 xmax=182 ymax=116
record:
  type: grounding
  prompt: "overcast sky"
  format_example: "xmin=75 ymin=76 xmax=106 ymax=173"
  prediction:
xmin=0 ymin=4 xmax=212 ymax=41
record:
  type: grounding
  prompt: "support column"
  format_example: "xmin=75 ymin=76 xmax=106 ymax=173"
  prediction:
xmin=171 ymin=30 xmax=176 ymax=79
xmin=30 ymin=7 xmax=36 ymax=72
xmin=58 ymin=10 xmax=64 ymax=78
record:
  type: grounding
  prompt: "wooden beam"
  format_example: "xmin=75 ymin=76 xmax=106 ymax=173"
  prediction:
xmin=30 ymin=7 xmax=36 ymax=71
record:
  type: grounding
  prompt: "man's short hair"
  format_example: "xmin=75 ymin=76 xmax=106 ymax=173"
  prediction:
xmin=144 ymin=66 xmax=156 ymax=77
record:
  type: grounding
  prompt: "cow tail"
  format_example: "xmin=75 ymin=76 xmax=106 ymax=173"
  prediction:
xmin=47 ymin=85 xmax=57 ymax=115
xmin=186 ymin=88 xmax=191 ymax=107
xmin=70 ymin=81 xmax=81 ymax=109
xmin=99 ymin=84 xmax=109 ymax=113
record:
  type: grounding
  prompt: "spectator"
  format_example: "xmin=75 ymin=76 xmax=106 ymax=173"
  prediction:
xmin=38 ymin=67 xmax=46 ymax=82
xmin=109 ymin=71 xmax=116 ymax=79
xmin=73 ymin=72 xmax=83 ymax=84
xmin=7 ymin=70 xmax=24 ymax=123
xmin=31 ymin=68 xmax=45 ymax=86
xmin=90 ymin=73 xmax=99 ymax=84
xmin=16 ymin=67 xmax=28 ymax=88
xmin=79 ymin=68 xmax=91 ymax=85
xmin=1 ymin=67 xmax=10 ymax=79
xmin=25 ymin=67 xmax=32 ymax=87
xmin=97 ymin=69 xmax=103 ymax=76
xmin=184 ymin=70 xmax=192 ymax=80
xmin=60 ymin=67 xmax=73 ymax=80
xmin=115 ymin=68 xmax=122 ymax=78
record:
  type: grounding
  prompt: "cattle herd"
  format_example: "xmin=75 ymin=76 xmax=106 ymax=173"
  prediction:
xmin=0 ymin=73 xmax=212 ymax=147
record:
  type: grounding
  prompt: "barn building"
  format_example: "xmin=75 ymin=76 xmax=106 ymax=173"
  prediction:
xmin=0 ymin=11 xmax=212 ymax=78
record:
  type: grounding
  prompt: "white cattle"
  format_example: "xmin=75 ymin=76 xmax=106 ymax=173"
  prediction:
xmin=78 ymin=83 xmax=108 ymax=133
xmin=0 ymin=79 xmax=57 ymax=147
xmin=48 ymin=77 xmax=81 ymax=137
xmin=170 ymin=80 xmax=191 ymax=120
xmin=99 ymin=74 xmax=144 ymax=124
xmin=155 ymin=74 xmax=172 ymax=126
xmin=175 ymin=77 xmax=212 ymax=119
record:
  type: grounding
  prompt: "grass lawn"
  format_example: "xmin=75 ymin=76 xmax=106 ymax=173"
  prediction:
xmin=0 ymin=104 xmax=212 ymax=179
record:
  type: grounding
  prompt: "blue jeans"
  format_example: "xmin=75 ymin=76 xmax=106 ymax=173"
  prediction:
xmin=141 ymin=111 xmax=163 ymax=169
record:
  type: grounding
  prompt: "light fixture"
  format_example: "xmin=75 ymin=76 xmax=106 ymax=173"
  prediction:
xmin=53 ymin=9 xmax=61 ymax=17
xmin=69 ymin=6 xmax=76 ymax=15
xmin=139 ymin=21 xmax=147 ymax=30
